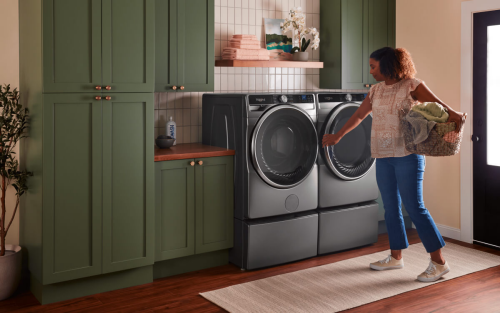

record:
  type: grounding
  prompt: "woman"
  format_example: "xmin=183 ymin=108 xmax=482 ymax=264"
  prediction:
xmin=322 ymin=47 xmax=466 ymax=282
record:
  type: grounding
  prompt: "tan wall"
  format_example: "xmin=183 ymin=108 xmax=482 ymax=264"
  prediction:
xmin=396 ymin=0 xmax=469 ymax=229
xmin=0 ymin=0 xmax=20 ymax=245
xmin=0 ymin=0 xmax=470 ymax=243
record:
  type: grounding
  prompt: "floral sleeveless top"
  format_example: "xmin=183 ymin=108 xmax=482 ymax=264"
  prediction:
xmin=369 ymin=78 xmax=423 ymax=158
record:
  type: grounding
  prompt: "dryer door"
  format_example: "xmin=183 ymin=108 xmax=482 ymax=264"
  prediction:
xmin=252 ymin=105 xmax=318 ymax=188
xmin=321 ymin=102 xmax=375 ymax=180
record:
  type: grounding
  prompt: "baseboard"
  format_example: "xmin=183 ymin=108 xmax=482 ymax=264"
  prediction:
xmin=411 ymin=223 xmax=461 ymax=241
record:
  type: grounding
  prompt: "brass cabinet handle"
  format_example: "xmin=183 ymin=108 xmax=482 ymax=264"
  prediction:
xmin=180 ymin=86 xmax=185 ymax=90
xmin=105 ymin=86 xmax=112 ymax=90
xmin=172 ymin=86 xmax=177 ymax=90
xmin=95 ymin=96 xmax=102 ymax=100
xmin=189 ymin=161 xmax=195 ymax=166
xmin=95 ymin=86 xmax=102 ymax=90
xmin=105 ymin=96 xmax=112 ymax=100
xmin=197 ymin=160 xmax=203 ymax=165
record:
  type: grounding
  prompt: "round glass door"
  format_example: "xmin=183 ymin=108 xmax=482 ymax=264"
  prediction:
xmin=322 ymin=103 xmax=375 ymax=180
xmin=252 ymin=105 xmax=318 ymax=188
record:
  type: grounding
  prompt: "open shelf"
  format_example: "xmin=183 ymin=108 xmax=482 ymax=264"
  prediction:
xmin=215 ymin=60 xmax=323 ymax=68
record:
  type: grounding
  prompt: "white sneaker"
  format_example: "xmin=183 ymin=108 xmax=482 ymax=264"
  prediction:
xmin=370 ymin=255 xmax=404 ymax=271
xmin=417 ymin=258 xmax=450 ymax=282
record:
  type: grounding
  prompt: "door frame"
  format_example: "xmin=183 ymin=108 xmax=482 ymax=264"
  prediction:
xmin=460 ymin=0 xmax=500 ymax=244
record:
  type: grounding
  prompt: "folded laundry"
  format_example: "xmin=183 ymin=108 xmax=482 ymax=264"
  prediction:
xmin=229 ymin=39 xmax=260 ymax=45
xmin=228 ymin=43 xmax=261 ymax=49
xmin=222 ymin=48 xmax=270 ymax=56
xmin=221 ymin=54 xmax=270 ymax=60
xmin=232 ymin=34 xmax=258 ymax=40
xmin=403 ymin=111 xmax=437 ymax=144
xmin=411 ymin=102 xmax=449 ymax=123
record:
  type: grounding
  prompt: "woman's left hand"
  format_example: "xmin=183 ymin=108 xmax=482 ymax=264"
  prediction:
xmin=448 ymin=110 xmax=467 ymax=132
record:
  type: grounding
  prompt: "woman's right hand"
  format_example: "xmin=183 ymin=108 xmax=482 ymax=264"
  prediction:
xmin=322 ymin=133 xmax=342 ymax=147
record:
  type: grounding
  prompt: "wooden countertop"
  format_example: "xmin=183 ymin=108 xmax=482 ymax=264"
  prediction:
xmin=154 ymin=143 xmax=235 ymax=162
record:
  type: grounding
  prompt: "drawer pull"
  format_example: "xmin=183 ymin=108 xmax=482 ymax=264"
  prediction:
xmin=197 ymin=160 xmax=203 ymax=165
xmin=189 ymin=161 xmax=195 ymax=166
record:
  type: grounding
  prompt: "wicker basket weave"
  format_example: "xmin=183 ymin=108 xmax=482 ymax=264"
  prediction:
xmin=400 ymin=109 xmax=465 ymax=157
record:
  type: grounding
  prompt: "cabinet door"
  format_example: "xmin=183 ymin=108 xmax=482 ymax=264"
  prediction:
xmin=42 ymin=94 xmax=102 ymax=284
xmin=155 ymin=159 xmax=195 ymax=261
xmin=176 ymin=0 xmax=214 ymax=92
xmin=43 ymin=0 xmax=102 ymax=93
xmin=102 ymin=0 xmax=155 ymax=92
xmin=102 ymin=93 xmax=154 ymax=273
xmin=155 ymin=0 xmax=178 ymax=92
xmin=366 ymin=0 xmax=396 ymax=85
xmin=341 ymin=0 xmax=369 ymax=90
xmin=195 ymin=156 xmax=234 ymax=254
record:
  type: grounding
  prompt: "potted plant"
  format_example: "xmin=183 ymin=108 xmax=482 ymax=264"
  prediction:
xmin=0 ymin=84 xmax=31 ymax=301
xmin=280 ymin=7 xmax=320 ymax=61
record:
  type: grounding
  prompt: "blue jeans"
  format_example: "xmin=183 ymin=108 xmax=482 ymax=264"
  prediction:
xmin=376 ymin=154 xmax=445 ymax=253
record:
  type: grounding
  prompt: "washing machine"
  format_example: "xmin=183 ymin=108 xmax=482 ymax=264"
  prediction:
xmin=203 ymin=93 xmax=319 ymax=270
xmin=316 ymin=92 xmax=379 ymax=254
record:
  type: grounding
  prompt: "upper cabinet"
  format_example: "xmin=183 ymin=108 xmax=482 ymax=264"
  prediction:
xmin=320 ymin=0 xmax=395 ymax=90
xmin=42 ymin=0 xmax=155 ymax=93
xmin=155 ymin=0 xmax=214 ymax=92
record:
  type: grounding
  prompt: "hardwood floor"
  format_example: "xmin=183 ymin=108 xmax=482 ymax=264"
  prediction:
xmin=2 ymin=229 xmax=500 ymax=313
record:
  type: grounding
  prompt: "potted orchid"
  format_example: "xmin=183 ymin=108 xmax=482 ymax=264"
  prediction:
xmin=280 ymin=7 xmax=320 ymax=61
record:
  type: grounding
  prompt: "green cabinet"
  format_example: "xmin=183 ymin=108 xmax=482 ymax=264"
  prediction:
xmin=43 ymin=0 xmax=155 ymax=93
xmin=42 ymin=94 xmax=103 ymax=284
xmin=155 ymin=156 xmax=233 ymax=262
xmin=155 ymin=0 xmax=214 ymax=92
xmin=320 ymin=0 xmax=395 ymax=90
xmin=40 ymin=93 xmax=154 ymax=285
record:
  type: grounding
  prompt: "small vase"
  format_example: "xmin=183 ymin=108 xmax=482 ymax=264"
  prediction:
xmin=0 ymin=245 xmax=22 ymax=301
xmin=292 ymin=52 xmax=309 ymax=61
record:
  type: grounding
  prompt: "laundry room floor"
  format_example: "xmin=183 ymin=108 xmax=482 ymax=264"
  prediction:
xmin=3 ymin=228 xmax=500 ymax=313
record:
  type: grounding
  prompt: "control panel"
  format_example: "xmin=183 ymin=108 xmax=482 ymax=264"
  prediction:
xmin=318 ymin=93 xmax=367 ymax=103
xmin=248 ymin=94 xmax=315 ymax=105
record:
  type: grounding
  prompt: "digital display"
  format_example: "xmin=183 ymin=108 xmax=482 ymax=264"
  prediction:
xmin=302 ymin=95 xmax=307 ymax=101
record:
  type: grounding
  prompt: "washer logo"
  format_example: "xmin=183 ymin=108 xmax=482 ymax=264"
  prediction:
xmin=325 ymin=97 xmax=333 ymax=101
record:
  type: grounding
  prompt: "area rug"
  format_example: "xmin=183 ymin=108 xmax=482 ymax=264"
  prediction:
xmin=200 ymin=242 xmax=500 ymax=312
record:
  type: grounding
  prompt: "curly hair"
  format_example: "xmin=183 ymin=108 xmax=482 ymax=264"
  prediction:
xmin=370 ymin=47 xmax=417 ymax=80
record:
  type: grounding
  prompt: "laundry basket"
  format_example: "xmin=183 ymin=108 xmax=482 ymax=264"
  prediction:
xmin=399 ymin=109 xmax=466 ymax=157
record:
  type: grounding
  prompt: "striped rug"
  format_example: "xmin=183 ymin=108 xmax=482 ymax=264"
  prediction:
xmin=200 ymin=242 xmax=500 ymax=312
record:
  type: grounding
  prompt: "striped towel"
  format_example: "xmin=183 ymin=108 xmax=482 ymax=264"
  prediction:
xmin=222 ymin=55 xmax=270 ymax=60
xmin=222 ymin=48 xmax=270 ymax=56
xmin=232 ymin=34 xmax=258 ymax=40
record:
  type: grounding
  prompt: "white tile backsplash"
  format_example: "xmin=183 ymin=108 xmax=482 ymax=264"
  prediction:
xmin=155 ymin=0 xmax=361 ymax=144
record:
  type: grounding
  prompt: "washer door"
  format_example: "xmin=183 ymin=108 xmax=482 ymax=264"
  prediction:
xmin=321 ymin=103 xmax=375 ymax=180
xmin=252 ymin=105 xmax=318 ymax=188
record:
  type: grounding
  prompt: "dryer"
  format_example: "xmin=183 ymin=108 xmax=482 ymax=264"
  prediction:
xmin=203 ymin=93 xmax=319 ymax=270
xmin=316 ymin=92 xmax=379 ymax=255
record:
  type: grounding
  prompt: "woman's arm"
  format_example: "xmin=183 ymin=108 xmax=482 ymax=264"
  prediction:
xmin=322 ymin=96 xmax=373 ymax=147
xmin=411 ymin=82 xmax=467 ymax=132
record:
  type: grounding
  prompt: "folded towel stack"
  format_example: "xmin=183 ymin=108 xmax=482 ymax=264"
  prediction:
xmin=222 ymin=35 xmax=270 ymax=60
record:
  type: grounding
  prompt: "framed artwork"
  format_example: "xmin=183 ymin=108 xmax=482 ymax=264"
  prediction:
xmin=264 ymin=18 xmax=293 ymax=60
